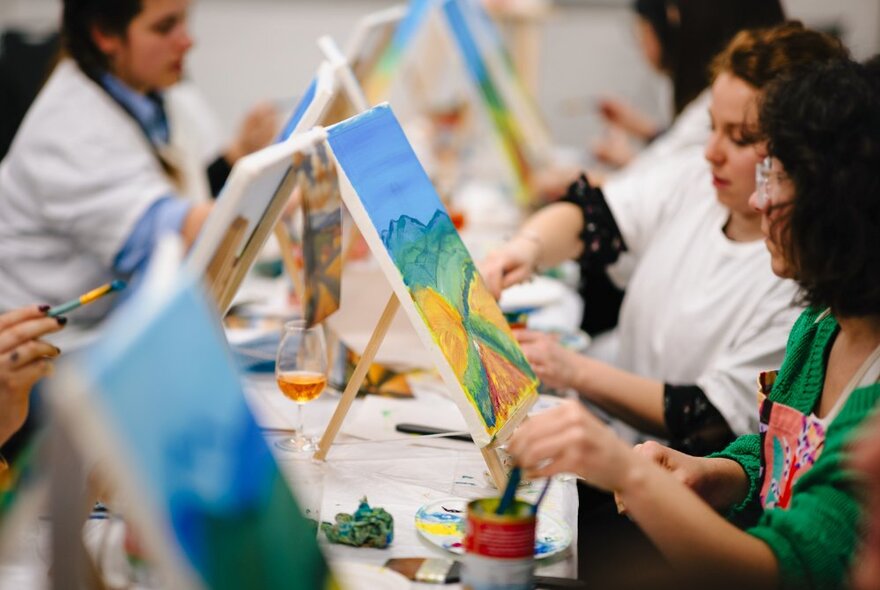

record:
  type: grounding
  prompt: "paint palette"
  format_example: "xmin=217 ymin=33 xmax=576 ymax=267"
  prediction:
xmin=414 ymin=498 xmax=572 ymax=559
xmin=498 ymin=276 xmax=566 ymax=313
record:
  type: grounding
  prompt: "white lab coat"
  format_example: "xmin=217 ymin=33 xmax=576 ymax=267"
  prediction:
xmin=0 ymin=59 xmax=217 ymax=327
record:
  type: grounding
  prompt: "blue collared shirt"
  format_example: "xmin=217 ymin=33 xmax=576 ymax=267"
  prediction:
xmin=99 ymin=73 xmax=191 ymax=278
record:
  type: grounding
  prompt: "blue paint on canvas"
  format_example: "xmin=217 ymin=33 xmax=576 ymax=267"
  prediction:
xmin=82 ymin=274 xmax=332 ymax=588
xmin=327 ymin=105 xmax=441 ymax=234
xmin=279 ymin=77 xmax=318 ymax=141
xmin=443 ymin=0 xmax=492 ymax=90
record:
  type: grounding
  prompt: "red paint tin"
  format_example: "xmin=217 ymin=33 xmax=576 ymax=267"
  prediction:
xmin=462 ymin=498 xmax=536 ymax=590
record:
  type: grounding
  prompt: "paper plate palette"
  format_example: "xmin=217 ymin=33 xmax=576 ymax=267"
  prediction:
xmin=414 ymin=498 xmax=572 ymax=559
xmin=498 ymin=276 xmax=566 ymax=313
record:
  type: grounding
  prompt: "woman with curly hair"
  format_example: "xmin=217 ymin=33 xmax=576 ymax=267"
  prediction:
xmin=509 ymin=58 xmax=880 ymax=589
xmin=483 ymin=23 xmax=847 ymax=456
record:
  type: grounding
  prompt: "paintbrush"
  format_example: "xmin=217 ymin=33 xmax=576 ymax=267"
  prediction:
xmin=496 ymin=466 xmax=522 ymax=515
xmin=48 ymin=280 xmax=126 ymax=317
xmin=531 ymin=478 xmax=552 ymax=515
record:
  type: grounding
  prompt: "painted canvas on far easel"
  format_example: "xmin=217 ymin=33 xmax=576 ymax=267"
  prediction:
xmin=327 ymin=104 xmax=538 ymax=446
xmin=296 ymin=143 xmax=343 ymax=326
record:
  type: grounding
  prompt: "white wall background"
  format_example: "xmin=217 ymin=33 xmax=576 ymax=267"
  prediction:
xmin=2 ymin=0 xmax=879 ymax=147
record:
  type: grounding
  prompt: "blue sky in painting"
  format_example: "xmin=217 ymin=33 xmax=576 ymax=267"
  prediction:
xmin=327 ymin=104 xmax=443 ymax=232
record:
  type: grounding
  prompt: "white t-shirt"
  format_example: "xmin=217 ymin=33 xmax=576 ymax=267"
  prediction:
xmin=0 ymin=60 xmax=213 ymax=325
xmin=599 ymin=148 xmax=802 ymax=436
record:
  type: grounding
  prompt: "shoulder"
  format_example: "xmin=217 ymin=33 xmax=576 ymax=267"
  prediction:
xmin=788 ymin=308 xmax=834 ymax=345
xmin=14 ymin=60 xmax=143 ymax=156
xmin=6 ymin=61 xmax=158 ymax=191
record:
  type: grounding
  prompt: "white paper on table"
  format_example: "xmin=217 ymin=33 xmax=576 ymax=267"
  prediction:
xmin=341 ymin=394 xmax=468 ymax=442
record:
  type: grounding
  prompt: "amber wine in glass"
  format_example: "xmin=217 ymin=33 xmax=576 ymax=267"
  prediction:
xmin=275 ymin=320 xmax=328 ymax=452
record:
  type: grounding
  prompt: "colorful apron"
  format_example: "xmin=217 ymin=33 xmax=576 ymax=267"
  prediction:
xmin=758 ymin=343 xmax=880 ymax=510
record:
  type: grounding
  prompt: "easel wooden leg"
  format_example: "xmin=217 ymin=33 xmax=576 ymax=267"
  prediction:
xmin=481 ymin=446 xmax=509 ymax=492
xmin=314 ymin=295 xmax=400 ymax=460
xmin=205 ymin=217 xmax=248 ymax=307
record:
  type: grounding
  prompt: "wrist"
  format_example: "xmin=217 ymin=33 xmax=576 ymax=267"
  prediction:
xmin=570 ymin=355 xmax=598 ymax=399
xmin=615 ymin=449 xmax=650 ymax=501
xmin=512 ymin=229 xmax=543 ymax=272
xmin=703 ymin=458 xmax=749 ymax=510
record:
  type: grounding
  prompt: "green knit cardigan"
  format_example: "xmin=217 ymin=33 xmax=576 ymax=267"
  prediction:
xmin=712 ymin=307 xmax=880 ymax=590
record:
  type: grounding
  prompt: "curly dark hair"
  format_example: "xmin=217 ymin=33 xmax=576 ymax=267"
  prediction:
xmin=711 ymin=21 xmax=847 ymax=90
xmin=759 ymin=59 xmax=880 ymax=317
xmin=61 ymin=0 xmax=143 ymax=79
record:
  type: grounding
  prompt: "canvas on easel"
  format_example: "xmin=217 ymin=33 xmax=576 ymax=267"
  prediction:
xmin=46 ymin=239 xmax=337 ymax=590
xmin=271 ymin=48 xmax=364 ymax=323
xmin=363 ymin=0 xmax=436 ymax=104
xmin=345 ymin=5 xmax=408 ymax=88
xmin=360 ymin=0 xmax=547 ymax=206
xmin=186 ymin=127 xmax=328 ymax=314
xmin=446 ymin=0 xmax=553 ymax=165
xmin=314 ymin=104 xmax=539 ymax=487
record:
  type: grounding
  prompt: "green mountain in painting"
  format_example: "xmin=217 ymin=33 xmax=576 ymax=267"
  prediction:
xmin=380 ymin=210 xmax=537 ymax=434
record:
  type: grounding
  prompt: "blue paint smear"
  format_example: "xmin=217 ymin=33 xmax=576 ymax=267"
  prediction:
xmin=535 ymin=537 xmax=557 ymax=556
xmin=422 ymin=512 xmax=464 ymax=523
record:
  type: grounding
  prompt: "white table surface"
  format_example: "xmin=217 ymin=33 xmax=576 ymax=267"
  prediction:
xmin=245 ymin=373 xmax=579 ymax=589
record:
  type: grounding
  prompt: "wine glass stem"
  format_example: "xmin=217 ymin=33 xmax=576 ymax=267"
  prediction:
xmin=297 ymin=404 xmax=305 ymax=442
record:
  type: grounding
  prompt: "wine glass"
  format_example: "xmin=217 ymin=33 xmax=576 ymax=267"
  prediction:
xmin=275 ymin=320 xmax=328 ymax=452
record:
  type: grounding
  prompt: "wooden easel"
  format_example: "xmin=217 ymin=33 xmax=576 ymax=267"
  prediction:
xmin=313 ymin=293 xmax=510 ymax=491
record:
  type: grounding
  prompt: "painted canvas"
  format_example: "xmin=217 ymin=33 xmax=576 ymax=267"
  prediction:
xmin=364 ymin=0 xmax=436 ymax=103
xmin=327 ymin=104 xmax=538 ymax=446
xmin=346 ymin=5 xmax=408 ymax=85
xmin=57 ymin=263 xmax=337 ymax=589
xmin=454 ymin=0 xmax=553 ymax=159
xmin=278 ymin=62 xmax=338 ymax=142
xmin=296 ymin=143 xmax=343 ymax=327
xmin=442 ymin=0 xmax=532 ymax=204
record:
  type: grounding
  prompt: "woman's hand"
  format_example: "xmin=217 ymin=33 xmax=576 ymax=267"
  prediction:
xmin=515 ymin=330 xmax=581 ymax=390
xmin=597 ymin=97 xmax=660 ymax=141
xmin=0 ymin=305 xmax=65 ymax=445
xmin=479 ymin=236 xmax=541 ymax=299
xmin=633 ymin=441 xmax=748 ymax=511
xmin=225 ymin=102 xmax=280 ymax=165
xmin=592 ymin=125 xmax=637 ymax=169
xmin=507 ymin=399 xmax=634 ymax=491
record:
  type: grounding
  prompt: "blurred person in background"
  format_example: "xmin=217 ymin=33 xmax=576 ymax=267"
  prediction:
xmin=0 ymin=0 xmax=277 ymax=339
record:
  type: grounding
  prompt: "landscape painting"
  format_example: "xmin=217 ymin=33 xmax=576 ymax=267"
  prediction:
xmin=327 ymin=104 xmax=538 ymax=445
